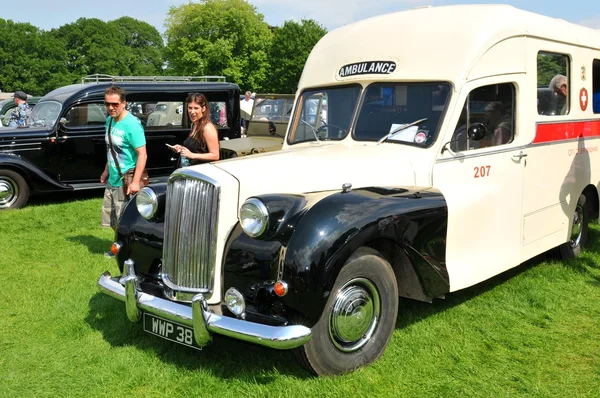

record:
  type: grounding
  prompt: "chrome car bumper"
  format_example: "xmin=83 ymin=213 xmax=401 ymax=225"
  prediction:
xmin=97 ymin=265 xmax=312 ymax=350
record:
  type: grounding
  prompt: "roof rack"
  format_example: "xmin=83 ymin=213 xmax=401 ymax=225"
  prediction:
xmin=81 ymin=74 xmax=226 ymax=84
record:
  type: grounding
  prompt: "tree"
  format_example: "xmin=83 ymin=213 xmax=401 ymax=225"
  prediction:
xmin=51 ymin=18 xmax=164 ymax=80
xmin=266 ymin=19 xmax=327 ymax=93
xmin=164 ymin=0 xmax=272 ymax=91
xmin=0 ymin=19 xmax=70 ymax=95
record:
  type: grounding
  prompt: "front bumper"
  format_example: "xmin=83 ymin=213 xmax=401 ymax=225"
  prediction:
xmin=97 ymin=262 xmax=312 ymax=350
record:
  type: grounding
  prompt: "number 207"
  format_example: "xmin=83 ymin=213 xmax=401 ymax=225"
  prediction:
xmin=474 ymin=165 xmax=491 ymax=178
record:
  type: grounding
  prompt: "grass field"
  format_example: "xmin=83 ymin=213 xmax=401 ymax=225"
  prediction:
xmin=1 ymin=192 xmax=599 ymax=397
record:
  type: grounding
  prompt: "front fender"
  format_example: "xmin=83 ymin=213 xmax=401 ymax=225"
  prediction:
xmin=281 ymin=187 xmax=448 ymax=322
xmin=0 ymin=153 xmax=67 ymax=192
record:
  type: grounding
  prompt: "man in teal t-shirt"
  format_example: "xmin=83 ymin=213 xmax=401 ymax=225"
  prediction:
xmin=100 ymin=86 xmax=147 ymax=256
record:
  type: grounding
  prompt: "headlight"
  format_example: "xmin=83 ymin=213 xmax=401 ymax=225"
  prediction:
xmin=224 ymin=288 xmax=246 ymax=317
xmin=136 ymin=187 xmax=158 ymax=219
xmin=240 ymin=198 xmax=269 ymax=237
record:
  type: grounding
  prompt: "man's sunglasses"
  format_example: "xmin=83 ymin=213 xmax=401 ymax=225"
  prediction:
xmin=104 ymin=101 xmax=122 ymax=108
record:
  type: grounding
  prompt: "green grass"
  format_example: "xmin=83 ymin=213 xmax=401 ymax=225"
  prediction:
xmin=1 ymin=193 xmax=599 ymax=397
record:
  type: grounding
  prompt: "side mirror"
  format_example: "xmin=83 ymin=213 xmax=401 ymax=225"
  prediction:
xmin=468 ymin=122 xmax=488 ymax=141
xmin=268 ymin=121 xmax=276 ymax=134
xmin=59 ymin=117 xmax=67 ymax=126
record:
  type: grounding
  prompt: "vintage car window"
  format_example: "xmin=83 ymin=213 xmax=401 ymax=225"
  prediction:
xmin=209 ymin=101 xmax=228 ymax=128
xmin=30 ymin=101 xmax=61 ymax=128
xmin=252 ymin=98 xmax=287 ymax=122
xmin=450 ymin=83 xmax=516 ymax=151
xmin=537 ymin=52 xmax=570 ymax=116
xmin=288 ymin=85 xmax=360 ymax=144
xmin=145 ymin=101 xmax=183 ymax=127
xmin=354 ymin=83 xmax=450 ymax=146
xmin=65 ymin=103 xmax=107 ymax=127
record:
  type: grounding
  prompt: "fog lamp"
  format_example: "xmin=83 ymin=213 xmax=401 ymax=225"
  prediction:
xmin=225 ymin=287 xmax=246 ymax=317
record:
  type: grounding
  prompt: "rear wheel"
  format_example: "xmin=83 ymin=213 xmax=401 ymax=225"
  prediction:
xmin=0 ymin=170 xmax=29 ymax=209
xmin=559 ymin=193 xmax=589 ymax=259
xmin=293 ymin=248 xmax=399 ymax=376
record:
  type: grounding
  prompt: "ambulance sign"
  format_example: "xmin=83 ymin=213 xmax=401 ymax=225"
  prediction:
xmin=339 ymin=61 xmax=397 ymax=78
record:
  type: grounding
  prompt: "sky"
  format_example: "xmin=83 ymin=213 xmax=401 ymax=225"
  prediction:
xmin=2 ymin=0 xmax=599 ymax=33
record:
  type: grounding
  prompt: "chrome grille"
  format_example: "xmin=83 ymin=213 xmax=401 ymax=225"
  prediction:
xmin=163 ymin=175 xmax=219 ymax=293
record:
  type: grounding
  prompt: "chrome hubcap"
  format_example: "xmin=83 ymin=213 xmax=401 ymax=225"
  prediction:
xmin=569 ymin=204 xmax=583 ymax=248
xmin=0 ymin=177 xmax=19 ymax=208
xmin=329 ymin=277 xmax=380 ymax=353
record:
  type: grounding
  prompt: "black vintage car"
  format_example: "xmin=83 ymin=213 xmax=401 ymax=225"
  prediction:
xmin=0 ymin=75 xmax=241 ymax=209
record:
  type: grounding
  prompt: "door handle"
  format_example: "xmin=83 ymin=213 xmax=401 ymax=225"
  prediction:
xmin=512 ymin=151 xmax=527 ymax=160
xmin=170 ymin=157 xmax=178 ymax=162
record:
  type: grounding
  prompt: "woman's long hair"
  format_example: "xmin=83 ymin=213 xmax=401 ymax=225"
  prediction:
xmin=187 ymin=93 xmax=213 ymax=147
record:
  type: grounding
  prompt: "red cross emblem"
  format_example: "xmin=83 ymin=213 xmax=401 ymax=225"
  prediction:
xmin=580 ymin=88 xmax=588 ymax=111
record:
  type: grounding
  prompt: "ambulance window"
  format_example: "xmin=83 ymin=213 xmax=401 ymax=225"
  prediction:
xmin=450 ymin=83 xmax=515 ymax=151
xmin=593 ymin=60 xmax=600 ymax=114
xmin=537 ymin=52 xmax=569 ymax=116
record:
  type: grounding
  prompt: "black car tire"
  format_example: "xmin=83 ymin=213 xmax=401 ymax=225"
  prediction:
xmin=0 ymin=169 xmax=30 ymax=209
xmin=559 ymin=193 xmax=589 ymax=259
xmin=293 ymin=247 xmax=399 ymax=376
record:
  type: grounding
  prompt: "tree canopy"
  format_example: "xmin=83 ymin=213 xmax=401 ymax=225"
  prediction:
xmin=164 ymin=0 xmax=273 ymax=91
xmin=265 ymin=19 xmax=327 ymax=93
xmin=0 ymin=3 xmax=327 ymax=97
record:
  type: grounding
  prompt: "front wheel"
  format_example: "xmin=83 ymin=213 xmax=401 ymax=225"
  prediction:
xmin=293 ymin=248 xmax=398 ymax=376
xmin=559 ymin=193 xmax=589 ymax=259
xmin=0 ymin=170 xmax=30 ymax=209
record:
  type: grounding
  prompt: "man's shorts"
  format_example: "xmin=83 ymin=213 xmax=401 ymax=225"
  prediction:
xmin=101 ymin=185 xmax=127 ymax=229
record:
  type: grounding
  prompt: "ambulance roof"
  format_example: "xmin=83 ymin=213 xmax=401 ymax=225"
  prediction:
xmin=299 ymin=4 xmax=600 ymax=90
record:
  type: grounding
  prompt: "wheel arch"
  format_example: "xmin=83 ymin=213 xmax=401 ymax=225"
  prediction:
xmin=0 ymin=154 xmax=68 ymax=193
xmin=582 ymin=184 xmax=599 ymax=221
xmin=281 ymin=187 xmax=449 ymax=324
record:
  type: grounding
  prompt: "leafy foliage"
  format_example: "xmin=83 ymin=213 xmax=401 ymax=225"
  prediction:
xmin=537 ymin=52 xmax=568 ymax=87
xmin=0 ymin=17 xmax=164 ymax=96
xmin=266 ymin=19 xmax=327 ymax=94
xmin=164 ymin=0 xmax=273 ymax=91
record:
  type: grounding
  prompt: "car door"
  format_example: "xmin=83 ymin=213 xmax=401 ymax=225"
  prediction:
xmin=433 ymin=81 xmax=525 ymax=291
xmin=57 ymin=100 xmax=107 ymax=183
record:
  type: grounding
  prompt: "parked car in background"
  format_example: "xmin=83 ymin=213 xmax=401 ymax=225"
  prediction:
xmin=0 ymin=75 xmax=241 ymax=209
xmin=0 ymin=96 xmax=41 ymax=127
xmin=220 ymin=94 xmax=295 ymax=158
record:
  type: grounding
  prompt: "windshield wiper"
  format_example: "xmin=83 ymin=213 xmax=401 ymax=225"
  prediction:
xmin=300 ymin=119 xmax=321 ymax=143
xmin=377 ymin=118 xmax=428 ymax=144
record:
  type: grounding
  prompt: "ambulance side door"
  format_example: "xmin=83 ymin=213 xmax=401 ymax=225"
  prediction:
xmin=433 ymin=81 xmax=525 ymax=291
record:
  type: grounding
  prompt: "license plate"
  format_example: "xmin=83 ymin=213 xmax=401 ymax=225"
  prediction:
xmin=143 ymin=313 xmax=202 ymax=350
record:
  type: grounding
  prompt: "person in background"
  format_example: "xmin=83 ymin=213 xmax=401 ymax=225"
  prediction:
xmin=170 ymin=93 xmax=220 ymax=167
xmin=240 ymin=90 xmax=254 ymax=134
xmin=549 ymin=74 xmax=568 ymax=115
xmin=100 ymin=85 xmax=147 ymax=257
xmin=484 ymin=101 xmax=512 ymax=146
xmin=8 ymin=91 xmax=32 ymax=127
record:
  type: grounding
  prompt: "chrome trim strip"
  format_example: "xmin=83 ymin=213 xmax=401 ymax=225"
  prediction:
xmin=0 ymin=142 xmax=43 ymax=147
xmin=98 ymin=272 xmax=312 ymax=350
xmin=435 ymin=144 xmax=530 ymax=163
xmin=0 ymin=148 xmax=42 ymax=153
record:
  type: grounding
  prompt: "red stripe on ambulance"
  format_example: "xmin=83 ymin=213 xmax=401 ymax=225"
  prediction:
xmin=534 ymin=120 xmax=600 ymax=144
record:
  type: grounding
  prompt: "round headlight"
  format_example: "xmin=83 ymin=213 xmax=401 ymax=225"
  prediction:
xmin=240 ymin=198 xmax=269 ymax=237
xmin=136 ymin=187 xmax=158 ymax=219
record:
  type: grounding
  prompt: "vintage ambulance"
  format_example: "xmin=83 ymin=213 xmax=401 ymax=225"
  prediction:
xmin=97 ymin=5 xmax=600 ymax=375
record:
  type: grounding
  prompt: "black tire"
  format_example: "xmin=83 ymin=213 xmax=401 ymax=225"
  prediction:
xmin=293 ymin=247 xmax=399 ymax=376
xmin=559 ymin=193 xmax=589 ymax=259
xmin=0 ymin=169 xmax=30 ymax=209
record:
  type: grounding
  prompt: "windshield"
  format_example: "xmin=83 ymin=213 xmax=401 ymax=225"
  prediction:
xmin=30 ymin=101 xmax=61 ymax=128
xmin=354 ymin=83 xmax=450 ymax=146
xmin=252 ymin=97 xmax=293 ymax=122
xmin=288 ymin=85 xmax=360 ymax=144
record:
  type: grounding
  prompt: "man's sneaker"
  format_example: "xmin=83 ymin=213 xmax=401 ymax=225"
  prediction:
xmin=104 ymin=251 xmax=115 ymax=258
